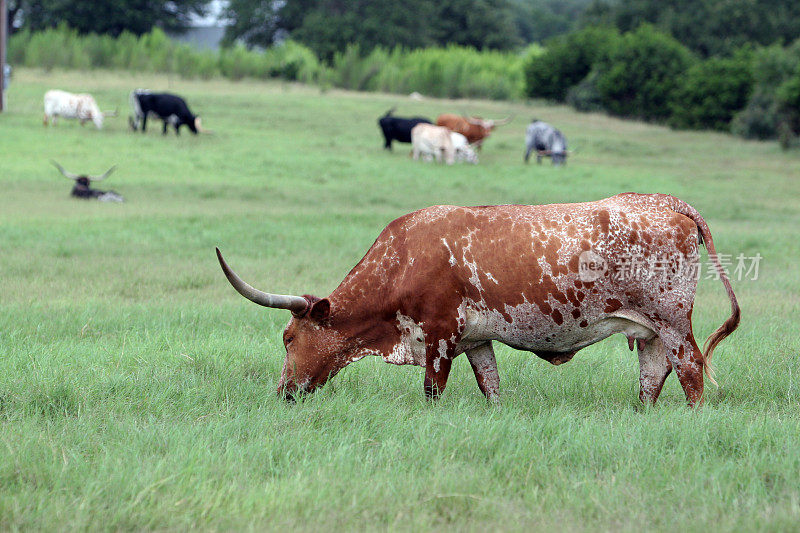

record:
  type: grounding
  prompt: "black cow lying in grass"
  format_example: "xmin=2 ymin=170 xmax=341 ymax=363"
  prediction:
xmin=378 ymin=107 xmax=432 ymax=150
xmin=128 ymin=90 xmax=211 ymax=135
xmin=51 ymin=161 xmax=124 ymax=202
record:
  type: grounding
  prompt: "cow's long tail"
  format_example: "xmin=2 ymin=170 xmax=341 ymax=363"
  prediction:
xmin=655 ymin=194 xmax=741 ymax=383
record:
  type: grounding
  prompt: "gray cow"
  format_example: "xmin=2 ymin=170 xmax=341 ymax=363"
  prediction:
xmin=525 ymin=120 xmax=568 ymax=165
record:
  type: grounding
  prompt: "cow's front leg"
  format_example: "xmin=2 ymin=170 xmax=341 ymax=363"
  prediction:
xmin=423 ymin=339 xmax=455 ymax=400
xmin=162 ymin=120 xmax=168 ymax=135
xmin=465 ymin=342 xmax=500 ymax=402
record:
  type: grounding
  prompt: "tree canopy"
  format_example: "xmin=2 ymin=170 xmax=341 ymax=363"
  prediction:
xmin=223 ymin=0 xmax=576 ymax=60
xmin=8 ymin=0 xmax=208 ymax=36
xmin=582 ymin=0 xmax=800 ymax=57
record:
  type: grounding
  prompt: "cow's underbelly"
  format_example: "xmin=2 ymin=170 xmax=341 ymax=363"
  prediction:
xmin=379 ymin=306 xmax=657 ymax=368
xmin=461 ymin=307 xmax=656 ymax=358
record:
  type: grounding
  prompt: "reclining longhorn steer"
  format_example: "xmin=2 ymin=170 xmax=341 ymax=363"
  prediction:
xmin=51 ymin=161 xmax=124 ymax=202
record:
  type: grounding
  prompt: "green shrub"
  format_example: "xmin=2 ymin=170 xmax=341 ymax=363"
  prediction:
xmin=24 ymin=23 xmax=79 ymax=71
xmin=218 ymin=44 xmax=262 ymax=80
xmin=7 ymin=29 xmax=32 ymax=64
xmin=594 ymin=25 xmax=695 ymax=121
xmin=326 ymin=44 xmax=525 ymax=100
xmin=731 ymin=41 xmax=800 ymax=140
xmin=730 ymin=89 xmax=783 ymax=140
xmin=668 ymin=55 xmax=753 ymax=131
xmin=524 ymin=26 xmax=620 ymax=102
xmin=272 ymin=41 xmax=323 ymax=82
xmin=566 ymin=70 xmax=604 ymax=113
xmin=776 ymin=70 xmax=800 ymax=147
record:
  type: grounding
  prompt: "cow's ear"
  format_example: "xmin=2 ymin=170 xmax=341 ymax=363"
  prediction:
xmin=309 ymin=298 xmax=331 ymax=321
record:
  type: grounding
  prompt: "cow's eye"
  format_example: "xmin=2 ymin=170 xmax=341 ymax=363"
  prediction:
xmin=285 ymin=336 xmax=294 ymax=345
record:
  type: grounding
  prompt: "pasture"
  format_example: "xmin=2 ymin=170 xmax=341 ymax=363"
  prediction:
xmin=1 ymin=69 xmax=799 ymax=531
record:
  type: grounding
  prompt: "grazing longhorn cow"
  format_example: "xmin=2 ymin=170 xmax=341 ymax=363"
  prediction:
xmin=436 ymin=113 xmax=511 ymax=149
xmin=51 ymin=160 xmax=123 ymax=202
xmin=411 ymin=123 xmax=456 ymax=165
xmin=378 ymin=107 xmax=432 ymax=150
xmin=43 ymin=90 xmax=116 ymax=129
xmin=525 ymin=120 xmax=568 ymax=165
xmin=128 ymin=90 xmax=210 ymax=135
xmin=217 ymin=193 xmax=739 ymax=407
xmin=450 ymin=132 xmax=479 ymax=164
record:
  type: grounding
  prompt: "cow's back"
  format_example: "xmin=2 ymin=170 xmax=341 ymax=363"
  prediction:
xmin=437 ymin=114 xmax=468 ymax=136
xmin=333 ymin=196 xmax=700 ymax=345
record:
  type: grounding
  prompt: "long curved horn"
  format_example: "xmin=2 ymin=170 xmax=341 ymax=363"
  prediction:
xmin=491 ymin=116 xmax=512 ymax=126
xmin=91 ymin=165 xmax=117 ymax=181
xmin=50 ymin=160 xmax=80 ymax=180
xmin=465 ymin=116 xmax=484 ymax=126
xmin=216 ymin=248 xmax=308 ymax=314
xmin=195 ymin=117 xmax=213 ymax=134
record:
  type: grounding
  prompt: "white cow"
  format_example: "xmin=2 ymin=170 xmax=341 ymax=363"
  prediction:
xmin=43 ymin=90 xmax=114 ymax=129
xmin=450 ymin=132 xmax=479 ymax=164
xmin=411 ymin=123 xmax=455 ymax=165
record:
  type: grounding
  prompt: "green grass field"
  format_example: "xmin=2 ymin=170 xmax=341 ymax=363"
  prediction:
xmin=1 ymin=69 xmax=799 ymax=531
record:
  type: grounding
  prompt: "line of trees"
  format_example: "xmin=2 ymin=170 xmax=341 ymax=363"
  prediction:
xmin=6 ymin=0 xmax=208 ymax=36
xmin=524 ymin=24 xmax=800 ymax=147
xmin=6 ymin=0 xmax=596 ymax=56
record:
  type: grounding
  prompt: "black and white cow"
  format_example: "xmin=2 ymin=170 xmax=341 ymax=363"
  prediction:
xmin=51 ymin=161 xmax=124 ymax=202
xmin=525 ymin=120 xmax=568 ymax=165
xmin=129 ymin=90 xmax=210 ymax=135
xmin=378 ymin=107 xmax=432 ymax=150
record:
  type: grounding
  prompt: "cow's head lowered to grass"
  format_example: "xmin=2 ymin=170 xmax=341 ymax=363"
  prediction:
xmin=216 ymin=248 xmax=349 ymax=399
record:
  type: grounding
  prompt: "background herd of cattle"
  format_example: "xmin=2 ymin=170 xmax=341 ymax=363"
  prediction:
xmin=42 ymin=89 xmax=570 ymax=201
xmin=379 ymin=108 xmax=568 ymax=166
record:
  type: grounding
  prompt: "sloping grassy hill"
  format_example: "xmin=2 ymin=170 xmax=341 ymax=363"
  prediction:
xmin=1 ymin=69 xmax=799 ymax=531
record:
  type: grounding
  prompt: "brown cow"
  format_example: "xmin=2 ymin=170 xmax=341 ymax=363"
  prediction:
xmin=217 ymin=193 xmax=739 ymax=407
xmin=436 ymin=113 xmax=511 ymax=148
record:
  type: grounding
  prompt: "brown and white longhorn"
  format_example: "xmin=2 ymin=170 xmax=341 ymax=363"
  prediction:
xmin=436 ymin=113 xmax=512 ymax=149
xmin=217 ymin=193 xmax=739 ymax=407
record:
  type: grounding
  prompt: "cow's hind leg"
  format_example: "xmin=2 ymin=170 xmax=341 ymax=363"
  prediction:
xmin=637 ymin=337 xmax=672 ymax=405
xmin=465 ymin=342 xmax=499 ymax=402
xmin=659 ymin=327 xmax=705 ymax=407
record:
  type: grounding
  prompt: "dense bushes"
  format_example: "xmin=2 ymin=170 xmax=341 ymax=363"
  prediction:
xmin=523 ymin=22 xmax=800 ymax=147
xmin=8 ymin=25 xmax=323 ymax=84
xmin=329 ymin=44 xmax=535 ymax=100
xmin=8 ymin=25 xmax=532 ymax=101
xmin=524 ymin=25 xmax=698 ymax=120
xmin=593 ymin=25 xmax=695 ymax=121
xmin=730 ymin=43 xmax=800 ymax=142
xmin=668 ymin=55 xmax=753 ymax=131
xmin=525 ymin=27 xmax=620 ymax=101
